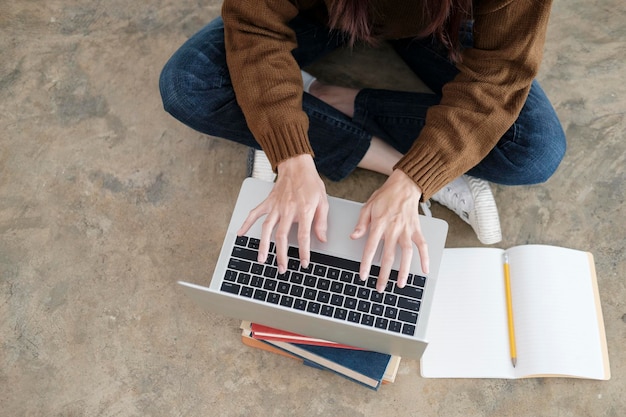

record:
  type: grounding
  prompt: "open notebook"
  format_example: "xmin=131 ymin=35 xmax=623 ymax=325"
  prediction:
xmin=420 ymin=245 xmax=610 ymax=379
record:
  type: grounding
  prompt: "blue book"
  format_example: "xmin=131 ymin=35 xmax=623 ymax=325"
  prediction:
xmin=262 ymin=340 xmax=391 ymax=390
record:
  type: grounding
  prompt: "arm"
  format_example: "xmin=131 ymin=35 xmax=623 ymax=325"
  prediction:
xmin=394 ymin=0 xmax=554 ymax=199
xmin=223 ymin=1 xmax=328 ymax=271
xmin=222 ymin=0 xmax=314 ymax=169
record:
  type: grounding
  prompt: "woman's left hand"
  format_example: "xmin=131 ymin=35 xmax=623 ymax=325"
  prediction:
xmin=351 ymin=169 xmax=429 ymax=292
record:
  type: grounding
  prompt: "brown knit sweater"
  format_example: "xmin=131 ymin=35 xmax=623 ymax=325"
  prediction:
xmin=221 ymin=0 xmax=554 ymax=199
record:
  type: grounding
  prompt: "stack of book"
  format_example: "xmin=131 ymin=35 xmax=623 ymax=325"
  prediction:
xmin=240 ymin=321 xmax=401 ymax=390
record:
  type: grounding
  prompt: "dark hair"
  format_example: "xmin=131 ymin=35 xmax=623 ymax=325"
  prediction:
xmin=327 ymin=0 xmax=473 ymax=62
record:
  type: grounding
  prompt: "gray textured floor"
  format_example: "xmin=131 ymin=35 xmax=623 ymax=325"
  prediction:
xmin=1 ymin=1 xmax=625 ymax=416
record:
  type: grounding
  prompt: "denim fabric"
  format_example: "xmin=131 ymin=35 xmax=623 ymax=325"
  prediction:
xmin=160 ymin=15 xmax=566 ymax=185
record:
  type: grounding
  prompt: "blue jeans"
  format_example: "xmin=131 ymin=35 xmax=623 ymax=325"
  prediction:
xmin=159 ymin=15 xmax=566 ymax=185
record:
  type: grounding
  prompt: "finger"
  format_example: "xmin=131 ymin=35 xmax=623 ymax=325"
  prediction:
xmin=377 ymin=238 xmax=397 ymax=293
xmin=313 ymin=197 xmax=329 ymax=243
xmin=359 ymin=221 xmax=381 ymax=283
xmin=274 ymin=217 xmax=293 ymax=274
xmin=413 ymin=230 xmax=430 ymax=275
xmin=396 ymin=239 xmax=413 ymax=288
xmin=258 ymin=212 xmax=278 ymax=264
xmin=297 ymin=209 xmax=315 ymax=270
xmin=237 ymin=203 xmax=267 ymax=236
xmin=351 ymin=204 xmax=372 ymax=240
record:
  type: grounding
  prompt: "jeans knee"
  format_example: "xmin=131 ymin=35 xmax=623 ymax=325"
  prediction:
xmin=510 ymin=125 xmax=567 ymax=185
xmin=158 ymin=50 xmax=234 ymax=129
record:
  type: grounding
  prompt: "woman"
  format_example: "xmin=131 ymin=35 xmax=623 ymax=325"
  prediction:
xmin=159 ymin=0 xmax=566 ymax=292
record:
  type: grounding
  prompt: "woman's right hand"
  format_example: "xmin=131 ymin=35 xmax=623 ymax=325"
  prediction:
xmin=237 ymin=154 xmax=329 ymax=274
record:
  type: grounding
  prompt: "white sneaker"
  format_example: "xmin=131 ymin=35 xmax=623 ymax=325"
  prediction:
xmin=428 ymin=175 xmax=502 ymax=245
xmin=301 ymin=70 xmax=317 ymax=93
xmin=251 ymin=150 xmax=276 ymax=182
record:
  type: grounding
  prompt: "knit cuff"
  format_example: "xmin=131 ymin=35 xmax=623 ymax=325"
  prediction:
xmin=256 ymin=123 xmax=315 ymax=171
xmin=393 ymin=147 xmax=451 ymax=201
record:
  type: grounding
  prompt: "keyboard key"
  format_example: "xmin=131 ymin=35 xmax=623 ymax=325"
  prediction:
xmin=371 ymin=304 xmax=384 ymax=316
xmin=220 ymin=282 xmax=240 ymax=294
xmin=235 ymin=235 xmax=248 ymax=246
xmin=306 ymin=302 xmax=320 ymax=314
xmin=333 ymin=308 xmax=347 ymax=320
xmin=330 ymin=281 xmax=343 ymax=293
xmin=294 ymin=299 xmax=307 ymax=311
xmin=357 ymin=287 xmax=370 ymax=299
xmin=253 ymin=289 xmax=267 ymax=301
xmin=344 ymin=284 xmax=357 ymax=296
xmin=402 ymin=323 xmax=416 ymax=336
xmin=288 ymin=258 xmax=300 ymax=270
xmin=340 ymin=271 xmax=353 ymax=282
xmin=320 ymin=305 xmax=334 ymax=317
xmin=330 ymin=294 xmax=344 ymax=306
xmin=383 ymin=293 xmax=398 ymax=306
xmin=231 ymin=246 xmax=257 ymax=261
xmin=236 ymin=273 xmax=251 ymax=285
xmin=240 ymin=287 xmax=254 ymax=298
xmin=357 ymin=300 xmax=371 ymax=313
xmin=398 ymin=297 xmax=421 ymax=312
xmin=265 ymin=254 xmax=275 ymax=265
xmin=264 ymin=266 xmax=278 ymax=278
xmin=224 ymin=270 xmax=237 ymax=282
xmin=303 ymin=288 xmax=317 ymax=300
xmin=388 ymin=320 xmax=402 ymax=333
xmin=398 ymin=310 xmax=418 ymax=324
xmin=353 ymin=274 xmax=366 ymax=286
xmin=370 ymin=291 xmax=383 ymax=303
xmin=228 ymin=258 xmax=251 ymax=272
xmin=290 ymin=285 xmax=304 ymax=297
xmin=309 ymin=250 xmax=360 ymax=273
xmin=290 ymin=272 xmax=304 ymax=284
xmin=313 ymin=265 xmax=327 ymax=277
xmin=247 ymin=238 xmax=260 ymax=249
xmin=347 ymin=311 xmax=361 ymax=323
xmin=389 ymin=270 xmax=398 ymax=282
xmin=394 ymin=285 xmax=423 ymax=300
xmin=369 ymin=264 xmax=380 ymax=277
xmin=304 ymin=275 xmax=317 ymax=287
xmin=361 ymin=314 xmax=374 ymax=326
xmin=250 ymin=263 xmax=264 ymax=275
xmin=280 ymin=295 xmax=294 ymax=308
xmin=375 ymin=317 xmax=388 ymax=329
xmin=277 ymin=282 xmax=290 ymax=294
xmin=300 ymin=263 xmax=313 ymax=273
xmin=384 ymin=306 xmax=398 ymax=319
xmin=267 ymin=293 xmax=280 ymax=304
xmin=317 ymin=278 xmax=330 ymax=291
xmin=327 ymin=268 xmax=340 ymax=280
xmin=277 ymin=271 xmax=290 ymax=281
xmin=366 ymin=277 xmax=377 ymax=289
xmin=344 ymin=297 xmax=357 ymax=310
xmin=250 ymin=276 xmax=263 ymax=288
xmin=263 ymin=279 xmax=277 ymax=291
xmin=412 ymin=274 xmax=427 ymax=287
xmin=317 ymin=291 xmax=330 ymax=304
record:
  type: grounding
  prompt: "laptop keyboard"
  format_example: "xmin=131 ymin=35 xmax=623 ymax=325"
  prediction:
xmin=220 ymin=235 xmax=426 ymax=336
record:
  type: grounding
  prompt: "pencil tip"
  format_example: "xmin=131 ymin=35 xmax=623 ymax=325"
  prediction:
xmin=512 ymin=358 xmax=517 ymax=367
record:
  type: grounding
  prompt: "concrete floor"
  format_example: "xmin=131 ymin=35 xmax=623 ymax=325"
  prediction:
xmin=1 ymin=0 xmax=625 ymax=416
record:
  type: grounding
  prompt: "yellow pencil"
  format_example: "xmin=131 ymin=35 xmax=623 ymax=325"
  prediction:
xmin=503 ymin=253 xmax=517 ymax=367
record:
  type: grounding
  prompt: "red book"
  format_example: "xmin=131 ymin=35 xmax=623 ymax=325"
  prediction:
xmin=250 ymin=323 xmax=363 ymax=350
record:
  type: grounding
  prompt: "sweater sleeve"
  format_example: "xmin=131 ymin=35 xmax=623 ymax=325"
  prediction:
xmin=222 ymin=0 xmax=313 ymax=170
xmin=394 ymin=0 xmax=554 ymax=200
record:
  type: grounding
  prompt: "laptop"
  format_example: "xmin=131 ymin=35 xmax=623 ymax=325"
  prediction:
xmin=178 ymin=177 xmax=448 ymax=359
